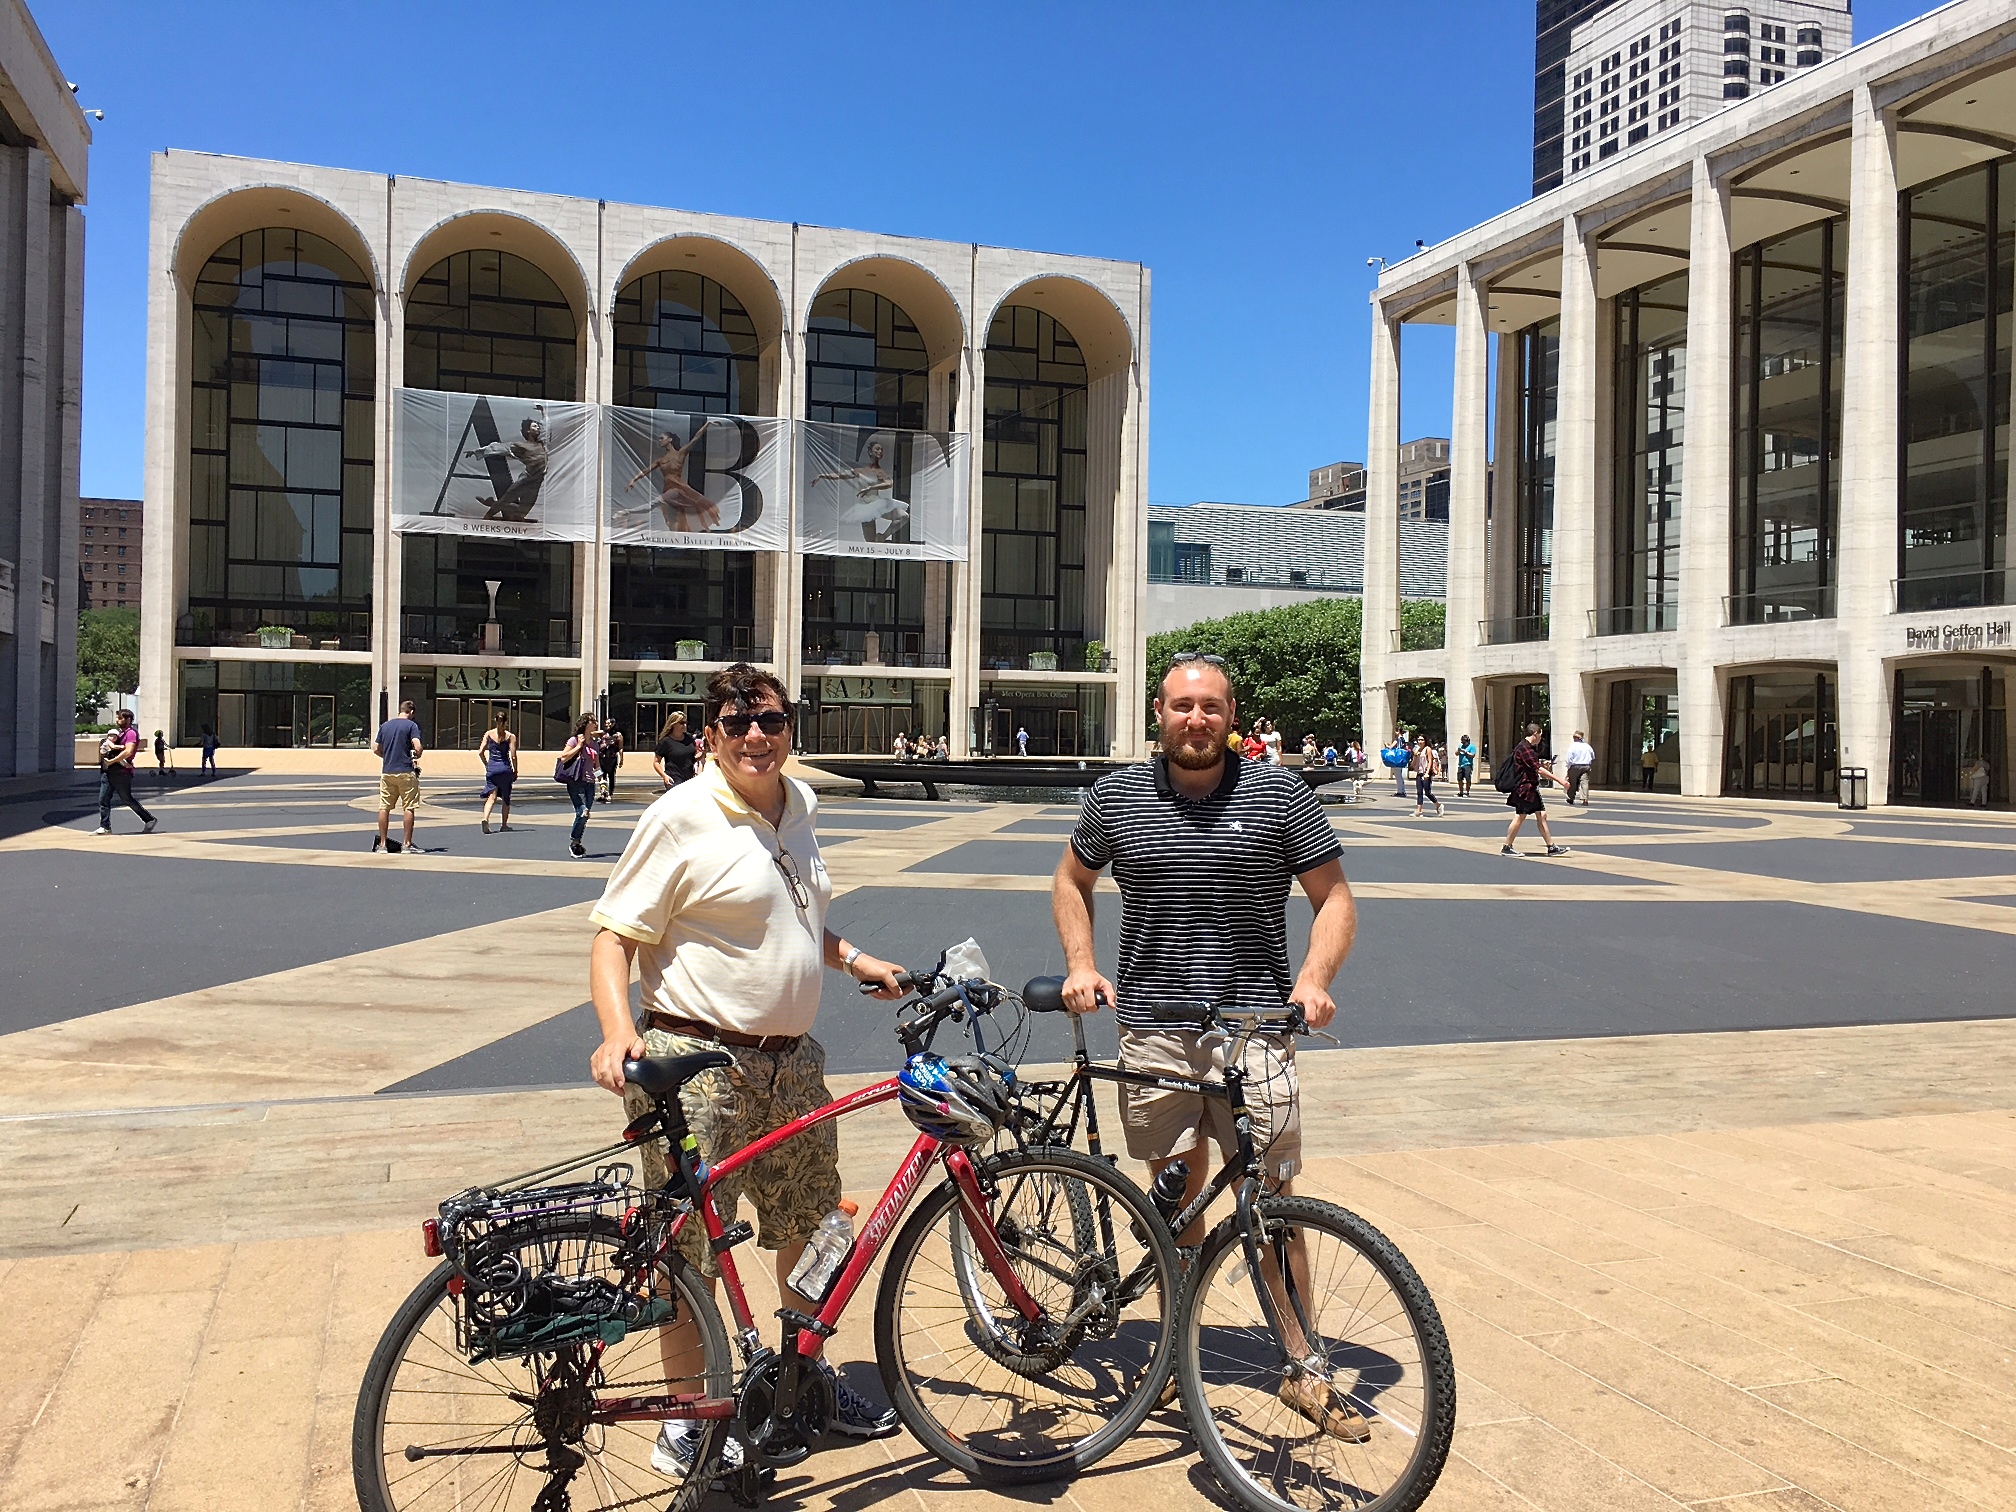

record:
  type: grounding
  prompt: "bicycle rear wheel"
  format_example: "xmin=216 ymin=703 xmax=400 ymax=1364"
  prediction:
xmin=1177 ymin=1196 xmax=1454 ymax=1512
xmin=352 ymin=1213 xmax=733 ymax=1512
xmin=876 ymin=1146 xmax=1178 ymax=1483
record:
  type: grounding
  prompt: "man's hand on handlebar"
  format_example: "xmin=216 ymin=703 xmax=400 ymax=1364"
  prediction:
xmin=1289 ymin=981 xmax=1338 ymax=1030
xmin=848 ymin=950 xmax=907 ymax=1001
xmin=1061 ymin=965 xmax=1115 ymax=1016
xmin=591 ymin=1031 xmax=647 ymax=1095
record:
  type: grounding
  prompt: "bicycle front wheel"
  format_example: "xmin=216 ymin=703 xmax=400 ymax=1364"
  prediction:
xmin=352 ymin=1215 xmax=733 ymax=1512
xmin=876 ymin=1146 xmax=1178 ymax=1484
xmin=1178 ymin=1196 xmax=1455 ymax=1512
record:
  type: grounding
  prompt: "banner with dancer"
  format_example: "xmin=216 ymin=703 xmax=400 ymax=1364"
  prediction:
xmin=603 ymin=406 xmax=789 ymax=552
xmin=393 ymin=389 xmax=597 ymax=542
xmin=797 ymin=420 xmax=969 ymax=561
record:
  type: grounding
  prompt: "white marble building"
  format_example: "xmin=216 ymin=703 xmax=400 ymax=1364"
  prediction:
xmin=1362 ymin=0 xmax=2016 ymax=808
xmin=140 ymin=154 xmax=1149 ymax=759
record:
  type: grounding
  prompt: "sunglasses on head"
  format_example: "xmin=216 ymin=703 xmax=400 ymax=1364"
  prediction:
xmin=1168 ymin=651 xmax=1227 ymax=669
xmin=717 ymin=709 xmax=792 ymax=737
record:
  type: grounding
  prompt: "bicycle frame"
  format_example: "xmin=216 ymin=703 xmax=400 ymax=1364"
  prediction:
xmin=650 ymin=1072 xmax=1044 ymax=1374
xmin=1019 ymin=1010 xmax=1314 ymax=1369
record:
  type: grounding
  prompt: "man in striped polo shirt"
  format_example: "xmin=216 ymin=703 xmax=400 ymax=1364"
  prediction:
xmin=1053 ymin=653 xmax=1358 ymax=1194
xmin=1053 ymin=653 xmax=1362 ymax=1431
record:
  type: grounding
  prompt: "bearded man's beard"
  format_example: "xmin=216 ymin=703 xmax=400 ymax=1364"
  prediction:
xmin=1166 ymin=735 xmax=1225 ymax=771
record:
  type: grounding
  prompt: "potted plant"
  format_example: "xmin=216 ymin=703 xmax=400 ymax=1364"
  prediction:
xmin=675 ymin=639 xmax=708 ymax=662
xmin=257 ymin=624 xmax=293 ymax=650
xmin=1082 ymin=639 xmax=1107 ymax=672
xmin=1027 ymin=650 xmax=1059 ymax=672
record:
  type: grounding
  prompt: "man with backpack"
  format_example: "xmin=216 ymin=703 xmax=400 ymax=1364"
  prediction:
xmin=1497 ymin=723 xmax=1570 ymax=857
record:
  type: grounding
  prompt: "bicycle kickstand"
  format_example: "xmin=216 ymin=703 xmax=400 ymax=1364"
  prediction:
xmin=728 ymin=1458 xmax=768 ymax=1510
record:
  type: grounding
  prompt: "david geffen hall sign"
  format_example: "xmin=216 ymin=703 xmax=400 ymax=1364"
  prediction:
xmin=1903 ymin=620 xmax=2013 ymax=653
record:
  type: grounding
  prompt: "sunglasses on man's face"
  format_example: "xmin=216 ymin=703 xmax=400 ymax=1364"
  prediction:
xmin=717 ymin=709 xmax=792 ymax=738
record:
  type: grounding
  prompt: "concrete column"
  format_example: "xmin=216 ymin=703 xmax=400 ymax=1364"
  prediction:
xmin=580 ymin=202 xmax=610 ymax=706
xmin=1444 ymin=262 xmax=1489 ymax=756
xmin=1112 ymin=275 xmax=1150 ymax=759
xmin=776 ymin=227 xmax=805 ymax=708
xmin=1489 ymin=331 xmax=1522 ymax=631
xmin=1359 ymin=301 xmax=1400 ymax=744
xmin=1836 ymin=85 xmax=1902 ymax=803
xmin=374 ymin=176 xmax=401 ymax=728
xmin=9 ymin=148 xmax=50 ymax=777
xmin=1549 ymin=214 xmax=1598 ymax=748
xmin=1676 ymin=156 xmax=1733 ymax=797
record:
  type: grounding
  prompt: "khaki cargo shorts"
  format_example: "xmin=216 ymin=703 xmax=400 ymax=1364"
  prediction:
xmin=1118 ymin=1026 xmax=1302 ymax=1184
xmin=622 ymin=1027 xmax=841 ymax=1278
xmin=378 ymin=772 xmax=420 ymax=812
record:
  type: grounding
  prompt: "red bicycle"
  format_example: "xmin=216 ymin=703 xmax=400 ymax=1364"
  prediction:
xmin=353 ymin=967 xmax=1180 ymax=1512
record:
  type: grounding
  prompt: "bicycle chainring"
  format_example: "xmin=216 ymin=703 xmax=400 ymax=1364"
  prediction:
xmin=735 ymin=1354 xmax=834 ymax=1467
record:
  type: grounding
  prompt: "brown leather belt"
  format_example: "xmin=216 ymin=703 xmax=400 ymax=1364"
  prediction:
xmin=645 ymin=1010 xmax=802 ymax=1054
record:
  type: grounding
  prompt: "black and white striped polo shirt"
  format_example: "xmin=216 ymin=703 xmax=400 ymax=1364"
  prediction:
xmin=1070 ymin=755 xmax=1343 ymax=1031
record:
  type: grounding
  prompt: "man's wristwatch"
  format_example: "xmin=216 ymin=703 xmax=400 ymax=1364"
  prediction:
xmin=842 ymin=944 xmax=864 ymax=974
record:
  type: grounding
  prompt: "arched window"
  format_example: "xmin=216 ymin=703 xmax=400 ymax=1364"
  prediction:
xmin=805 ymin=288 xmax=929 ymax=429
xmin=982 ymin=306 xmax=1087 ymax=665
xmin=613 ymin=269 xmax=760 ymax=413
xmin=185 ymin=228 xmax=375 ymax=643
xmin=402 ymin=248 xmax=578 ymax=666
xmin=405 ymin=248 xmax=577 ymax=399
xmin=802 ymin=287 xmax=937 ymax=670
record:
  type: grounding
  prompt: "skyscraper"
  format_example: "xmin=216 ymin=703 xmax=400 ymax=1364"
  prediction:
xmin=1535 ymin=1 xmax=1619 ymax=195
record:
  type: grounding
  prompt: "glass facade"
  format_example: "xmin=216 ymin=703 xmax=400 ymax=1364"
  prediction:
xmin=402 ymin=249 xmax=578 ymax=656
xmin=982 ymin=307 xmax=1088 ymax=667
xmin=1892 ymin=669 xmax=2006 ymax=807
xmin=1609 ymin=271 xmax=1687 ymax=634
xmin=801 ymin=288 xmax=940 ymax=665
xmin=1898 ymin=158 xmax=2014 ymax=611
xmin=799 ymin=675 xmax=952 ymax=755
xmin=1603 ymin=678 xmax=1679 ymax=792
xmin=610 ymin=268 xmax=762 ymax=662
xmin=978 ymin=681 xmax=1109 ymax=757
xmin=1732 ymin=220 xmax=1844 ymax=624
xmin=1513 ymin=318 xmax=1560 ymax=639
xmin=177 ymin=658 xmax=372 ymax=748
xmin=184 ymin=229 xmax=375 ymax=648
xmin=1723 ymin=671 xmax=1837 ymax=798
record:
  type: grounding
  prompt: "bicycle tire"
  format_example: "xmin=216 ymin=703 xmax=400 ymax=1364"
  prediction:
xmin=352 ymin=1212 xmax=733 ymax=1512
xmin=1177 ymin=1195 xmax=1454 ymax=1512
xmin=946 ymin=1144 xmax=1100 ymax=1375
xmin=875 ymin=1146 xmax=1178 ymax=1484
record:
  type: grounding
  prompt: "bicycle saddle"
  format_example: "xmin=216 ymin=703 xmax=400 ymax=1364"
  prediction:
xmin=624 ymin=1051 xmax=732 ymax=1098
xmin=1022 ymin=976 xmax=1066 ymax=1013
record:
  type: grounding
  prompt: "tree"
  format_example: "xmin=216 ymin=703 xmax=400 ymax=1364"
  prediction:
xmin=1392 ymin=601 xmax=1447 ymax=742
xmin=76 ymin=607 xmax=139 ymax=722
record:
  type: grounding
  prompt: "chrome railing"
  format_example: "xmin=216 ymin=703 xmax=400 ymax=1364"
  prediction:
xmin=1479 ymin=614 xmax=1549 ymax=645
xmin=1724 ymin=587 xmax=1834 ymax=625
xmin=1892 ymin=570 xmax=2012 ymax=614
xmin=1590 ymin=603 xmax=1678 ymax=636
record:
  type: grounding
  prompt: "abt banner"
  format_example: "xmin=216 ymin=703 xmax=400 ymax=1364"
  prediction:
xmin=798 ymin=420 xmax=969 ymax=561
xmin=394 ymin=389 xmax=597 ymax=542
xmin=603 ymin=406 xmax=788 ymax=552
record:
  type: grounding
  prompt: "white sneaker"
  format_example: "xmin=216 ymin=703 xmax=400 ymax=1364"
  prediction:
xmin=650 ymin=1422 xmax=745 ymax=1479
xmin=143 ymin=819 xmax=158 ymax=834
xmin=92 ymin=825 xmax=110 ymax=836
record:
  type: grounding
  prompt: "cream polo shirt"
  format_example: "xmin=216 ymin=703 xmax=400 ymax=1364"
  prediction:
xmin=589 ymin=762 xmax=833 ymax=1038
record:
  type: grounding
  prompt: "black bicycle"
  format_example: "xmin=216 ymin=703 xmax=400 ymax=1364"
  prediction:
xmin=1002 ymin=980 xmax=1456 ymax=1512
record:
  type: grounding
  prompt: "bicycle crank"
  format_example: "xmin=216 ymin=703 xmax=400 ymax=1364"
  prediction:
xmin=735 ymin=1352 xmax=836 ymax=1468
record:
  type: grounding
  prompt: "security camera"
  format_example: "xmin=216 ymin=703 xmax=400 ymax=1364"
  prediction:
xmin=86 ymin=109 xmax=103 ymax=121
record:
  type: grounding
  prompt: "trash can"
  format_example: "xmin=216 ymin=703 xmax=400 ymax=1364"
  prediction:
xmin=1837 ymin=766 xmax=1869 ymax=810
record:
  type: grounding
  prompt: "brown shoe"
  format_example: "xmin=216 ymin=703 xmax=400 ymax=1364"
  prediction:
xmin=1278 ymin=1369 xmax=1372 ymax=1443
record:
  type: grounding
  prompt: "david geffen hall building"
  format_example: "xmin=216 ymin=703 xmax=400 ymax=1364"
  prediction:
xmin=138 ymin=153 xmax=1149 ymax=760
xmin=1360 ymin=0 xmax=2016 ymax=809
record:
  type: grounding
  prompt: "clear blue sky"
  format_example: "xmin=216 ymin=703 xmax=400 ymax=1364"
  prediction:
xmin=49 ymin=0 xmax=1932 ymax=509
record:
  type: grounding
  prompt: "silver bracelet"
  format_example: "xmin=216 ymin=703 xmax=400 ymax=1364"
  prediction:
xmin=842 ymin=944 xmax=863 ymax=972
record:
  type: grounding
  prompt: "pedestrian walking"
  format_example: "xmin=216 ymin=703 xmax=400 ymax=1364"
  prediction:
xmin=1411 ymin=736 xmax=1444 ymax=817
xmin=1345 ymin=739 xmax=1366 ymax=769
xmin=1053 ymin=651 xmax=1367 ymax=1441
xmin=1501 ymin=723 xmax=1570 ymax=857
xmin=587 ymin=663 xmax=909 ymax=1465
xmin=1016 ymin=725 xmax=1030 ymax=757
xmin=94 ymin=708 xmax=157 ymax=835
xmin=478 ymin=709 xmax=519 ymax=833
xmin=1455 ymin=734 xmax=1476 ymax=797
xmin=559 ymin=713 xmax=601 ymax=858
xmin=1381 ymin=732 xmax=1410 ymax=796
xmin=1564 ymin=730 xmax=1596 ymax=806
xmin=152 ymin=729 xmax=173 ymax=779
xmin=199 ymin=723 xmax=219 ymax=775
xmin=598 ymin=724 xmax=625 ymax=801
xmin=372 ymin=699 xmax=425 ymax=854
xmin=1641 ymin=743 xmax=1660 ymax=791
xmin=654 ymin=710 xmax=698 ymax=791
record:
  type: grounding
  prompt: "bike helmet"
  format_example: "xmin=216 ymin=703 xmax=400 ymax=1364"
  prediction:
xmin=897 ymin=1052 xmax=1015 ymax=1144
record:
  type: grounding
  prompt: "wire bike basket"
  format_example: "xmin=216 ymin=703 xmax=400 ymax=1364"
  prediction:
xmin=433 ymin=1163 xmax=679 ymax=1363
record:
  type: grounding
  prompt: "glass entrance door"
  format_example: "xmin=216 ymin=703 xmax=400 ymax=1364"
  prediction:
xmin=307 ymin=695 xmax=336 ymax=747
xmin=1892 ymin=670 xmax=2006 ymax=807
xmin=1056 ymin=708 xmax=1079 ymax=756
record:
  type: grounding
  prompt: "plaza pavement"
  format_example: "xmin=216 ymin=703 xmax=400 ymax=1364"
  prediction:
xmin=2 ymin=762 xmax=2014 ymax=1509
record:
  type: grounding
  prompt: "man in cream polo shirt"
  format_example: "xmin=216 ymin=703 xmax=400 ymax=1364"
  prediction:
xmin=588 ymin=663 xmax=905 ymax=1451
